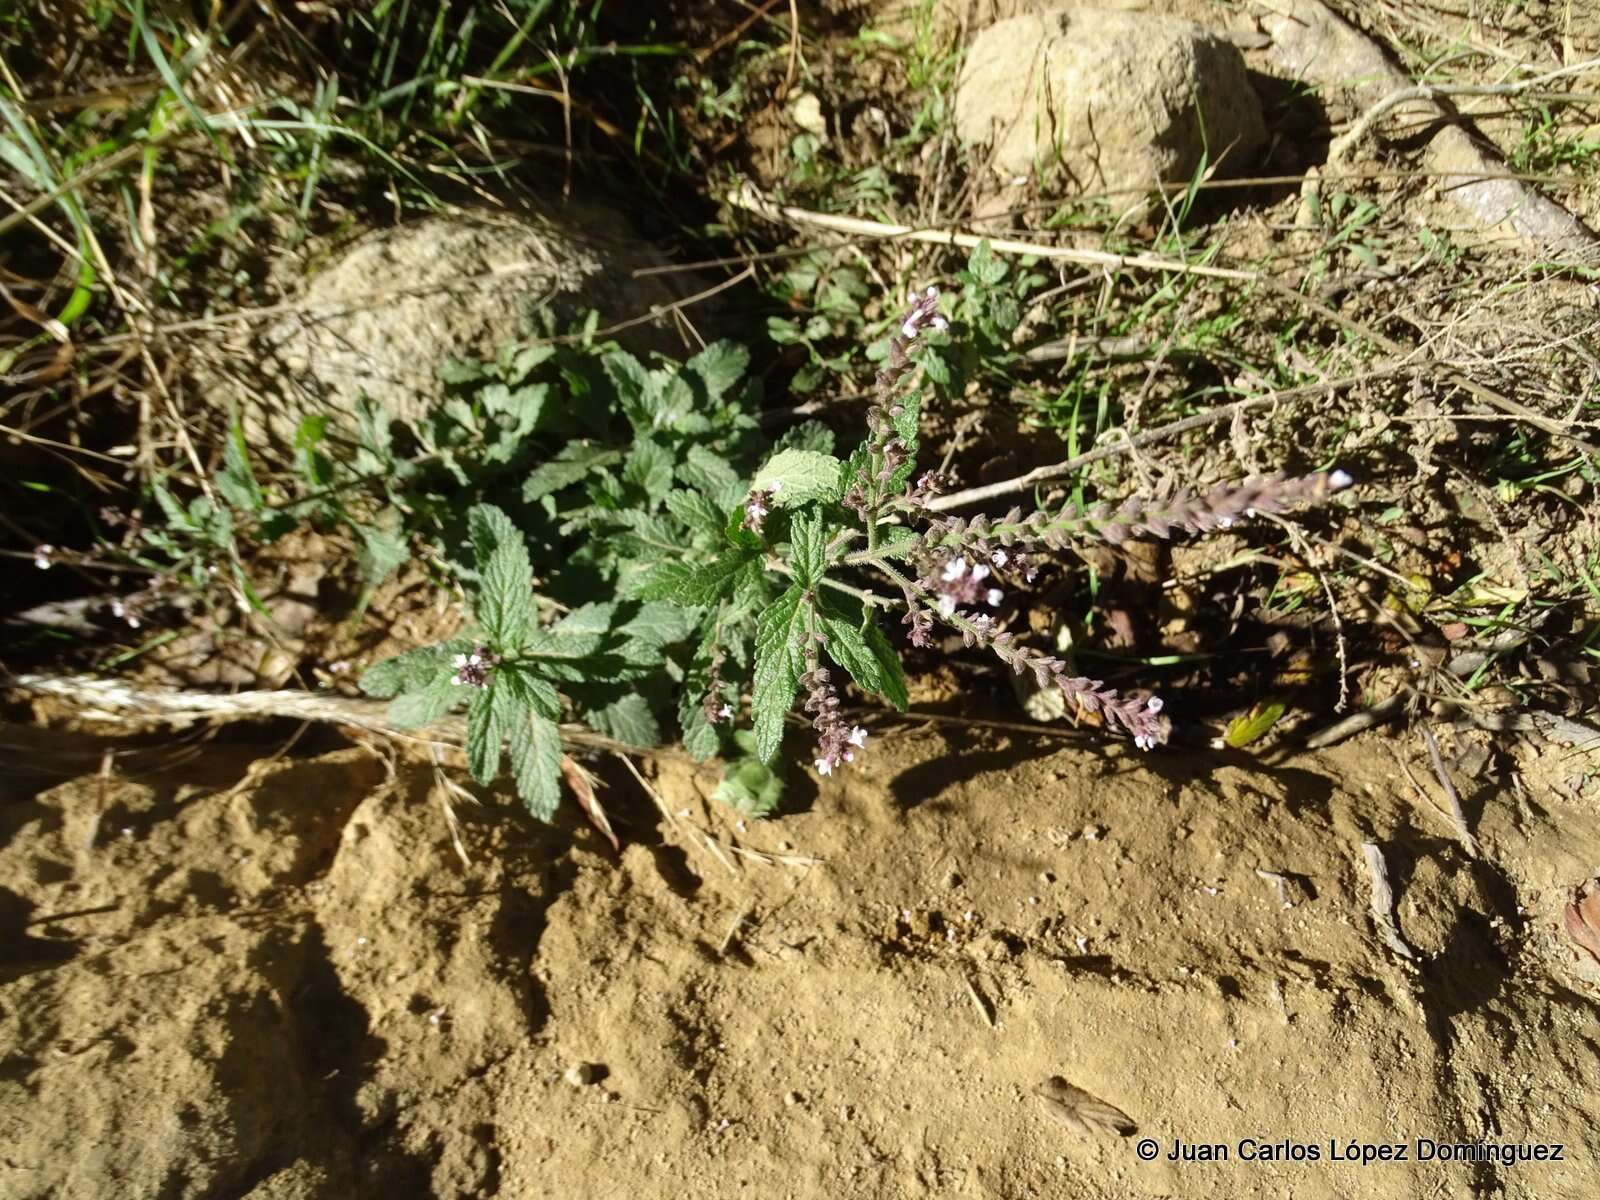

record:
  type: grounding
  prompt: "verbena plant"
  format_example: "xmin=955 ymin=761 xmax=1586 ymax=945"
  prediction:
xmin=356 ymin=243 xmax=1352 ymax=819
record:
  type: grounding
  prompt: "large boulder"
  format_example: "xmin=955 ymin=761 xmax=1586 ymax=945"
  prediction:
xmin=216 ymin=205 xmax=702 ymax=445
xmin=955 ymin=7 xmax=1265 ymax=198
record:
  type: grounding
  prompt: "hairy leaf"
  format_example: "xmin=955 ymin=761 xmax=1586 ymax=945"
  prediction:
xmin=624 ymin=438 xmax=674 ymax=504
xmin=678 ymin=444 xmax=741 ymax=497
xmin=360 ymin=643 xmax=460 ymax=698
xmin=685 ymin=340 xmax=750 ymax=402
xmin=470 ymin=503 xmax=537 ymax=651
xmin=773 ymin=419 xmax=835 ymax=455
xmin=679 ymin=687 xmax=722 ymax=761
xmin=789 ymin=509 xmax=830 ymax=586
xmin=357 ymin=520 xmax=410 ymax=586
xmin=498 ymin=664 xmax=561 ymax=720
xmin=588 ymin=693 xmax=660 ymax=747
xmin=819 ymin=607 xmax=886 ymax=697
xmin=508 ymin=708 xmax=564 ymax=820
xmin=466 ymin=683 xmax=512 ymax=785
xmin=388 ymin=676 xmax=461 ymax=729
xmin=522 ymin=444 xmax=621 ymax=502
xmin=215 ymin=424 xmax=264 ymax=513
xmin=664 ymin=489 xmax=725 ymax=538
xmin=751 ymin=584 xmax=807 ymax=762
xmin=752 ymin=448 xmax=844 ymax=508
xmin=864 ymin=621 xmax=909 ymax=711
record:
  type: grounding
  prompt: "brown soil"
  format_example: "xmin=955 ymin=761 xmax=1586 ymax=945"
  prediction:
xmin=4 ymin=724 xmax=1596 ymax=1198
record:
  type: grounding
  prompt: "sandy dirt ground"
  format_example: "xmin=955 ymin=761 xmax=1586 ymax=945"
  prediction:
xmin=3 ymin=721 xmax=1597 ymax=1199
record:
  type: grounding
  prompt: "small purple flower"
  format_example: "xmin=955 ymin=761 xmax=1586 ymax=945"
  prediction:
xmin=451 ymin=645 xmax=501 ymax=689
xmin=742 ymin=484 xmax=779 ymax=534
xmin=899 ymin=286 xmax=949 ymax=340
xmin=933 ymin=555 xmax=1003 ymax=615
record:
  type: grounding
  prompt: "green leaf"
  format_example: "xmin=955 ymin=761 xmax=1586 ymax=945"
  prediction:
xmin=713 ymin=743 xmax=783 ymax=817
xmin=679 ymin=445 xmax=741 ymax=497
xmin=523 ymin=444 xmax=621 ymax=502
xmin=819 ymin=606 xmax=885 ymax=696
xmin=751 ymin=584 xmax=807 ymax=762
xmin=679 ymin=687 xmax=721 ymax=761
xmin=630 ymin=552 xmax=752 ymax=606
xmin=359 ymin=643 xmax=460 ymax=698
xmin=603 ymin=350 xmax=656 ymax=431
xmin=588 ymin=693 xmax=659 ymax=747
xmin=864 ymin=621 xmax=908 ymax=711
xmin=508 ymin=708 xmax=564 ymax=820
xmin=499 ymin=664 xmax=562 ymax=720
xmin=357 ymin=519 xmax=410 ymax=586
xmin=655 ymin=371 xmax=695 ymax=430
xmin=788 ymin=510 xmax=830 ymax=586
xmin=388 ymin=676 xmax=462 ymax=729
xmin=1224 ymin=699 xmax=1286 ymax=749
xmin=616 ymin=602 xmax=697 ymax=648
xmin=774 ymin=420 xmax=836 ymax=455
xmin=751 ymin=448 xmax=844 ymax=508
xmin=663 ymin=489 xmax=725 ymax=537
xmin=624 ymin=439 xmax=674 ymax=504
xmin=967 ymin=238 xmax=1007 ymax=286
xmin=872 ymin=526 xmax=921 ymax=561
xmin=215 ymin=423 xmax=263 ymax=512
xmin=685 ymin=340 xmax=750 ymax=401
xmin=469 ymin=504 xmax=537 ymax=651
xmin=466 ymin=683 xmax=512 ymax=785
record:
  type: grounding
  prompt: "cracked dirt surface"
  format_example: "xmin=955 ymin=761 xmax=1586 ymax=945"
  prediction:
xmin=2 ymin=726 xmax=1597 ymax=1198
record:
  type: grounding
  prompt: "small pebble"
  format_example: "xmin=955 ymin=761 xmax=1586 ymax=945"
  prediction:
xmin=565 ymin=1062 xmax=598 ymax=1087
xmin=784 ymin=1090 xmax=803 ymax=1107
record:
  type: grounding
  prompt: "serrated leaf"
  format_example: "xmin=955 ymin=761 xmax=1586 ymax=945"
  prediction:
xmin=685 ymin=340 xmax=750 ymax=401
xmin=552 ymin=602 xmax=616 ymax=635
xmin=664 ymin=489 xmax=725 ymax=537
xmin=872 ymin=526 xmax=921 ymax=561
xmin=774 ymin=419 xmax=836 ymax=455
xmin=508 ymin=708 xmax=563 ymax=820
xmin=388 ymin=676 xmax=462 ymax=729
xmin=713 ymin=757 xmax=783 ymax=817
xmin=624 ymin=439 xmax=674 ymax=503
xmin=752 ymin=448 xmax=844 ymax=508
xmin=655 ymin=371 xmax=695 ymax=430
xmin=360 ymin=643 xmax=460 ymax=698
xmin=789 ymin=510 xmax=830 ymax=586
xmin=680 ymin=687 xmax=721 ymax=761
xmin=469 ymin=504 xmax=536 ymax=651
xmin=603 ymin=350 xmax=656 ymax=432
xmin=499 ymin=664 xmax=561 ymax=720
xmin=864 ymin=621 xmax=908 ymax=711
xmin=357 ymin=520 xmax=410 ymax=585
xmin=819 ymin=606 xmax=885 ymax=696
xmin=466 ymin=683 xmax=511 ymax=785
xmin=679 ymin=444 xmax=741 ymax=497
xmin=588 ymin=693 xmax=660 ymax=747
xmin=215 ymin=423 xmax=264 ymax=512
xmin=523 ymin=444 xmax=621 ymax=502
xmin=616 ymin=602 xmax=697 ymax=648
xmin=968 ymin=238 xmax=1007 ymax=286
xmin=752 ymin=584 xmax=807 ymax=762
xmin=630 ymin=553 xmax=751 ymax=606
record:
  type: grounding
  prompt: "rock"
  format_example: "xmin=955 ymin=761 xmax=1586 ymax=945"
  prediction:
xmin=225 ymin=206 xmax=703 ymax=447
xmin=955 ymin=8 xmax=1265 ymax=201
xmin=565 ymin=1061 xmax=598 ymax=1088
xmin=1261 ymin=0 xmax=1594 ymax=251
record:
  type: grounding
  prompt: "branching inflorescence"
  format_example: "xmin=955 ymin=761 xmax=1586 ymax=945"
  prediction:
xmin=735 ymin=279 xmax=1354 ymax=776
